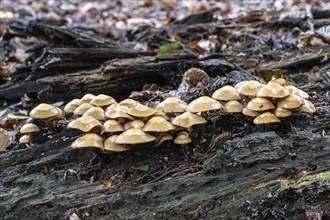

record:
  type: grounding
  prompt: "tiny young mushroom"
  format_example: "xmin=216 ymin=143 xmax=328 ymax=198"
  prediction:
xmin=82 ymin=106 xmax=106 ymax=121
xmin=253 ymin=112 xmax=281 ymax=125
xmin=67 ymin=116 xmax=104 ymax=133
xmin=124 ymin=119 xmax=145 ymax=130
xmin=174 ymin=131 xmax=192 ymax=158
xmin=212 ymin=85 xmax=242 ymax=101
xmin=19 ymin=134 xmax=31 ymax=146
xmin=90 ymin=94 xmax=116 ymax=107
xmin=104 ymin=135 xmax=130 ymax=152
xmin=19 ymin=123 xmax=40 ymax=145
xmin=155 ymin=133 xmax=173 ymax=147
xmin=115 ymin=128 xmax=156 ymax=145
xmin=63 ymin=99 xmax=81 ymax=114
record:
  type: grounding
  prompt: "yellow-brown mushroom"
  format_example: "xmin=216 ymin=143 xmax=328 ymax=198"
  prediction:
xmin=156 ymin=97 xmax=187 ymax=113
xmin=171 ymin=111 xmax=207 ymax=128
xmin=212 ymin=85 xmax=241 ymax=101
xmin=90 ymin=94 xmax=116 ymax=107
xmin=257 ymin=82 xmax=289 ymax=98
xmin=186 ymin=96 xmax=222 ymax=113
xmin=83 ymin=106 xmax=106 ymax=121
xmin=115 ymin=128 xmax=156 ymax=144
xmin=123 ymin=120 xmax=145 ymax=130
xmin=29 ymin=103 xmax=61 ymax=119
xmin=222 ymin=101 xmax=243 ymax=113
xmin=20 ymin=123 xmax=40 ymax=134
xmin=274 ymin=108 xmax=292 ymax=118
xmin=277 ymin=93 xmax=303 ymax=109
xmin=80 ymin=94 xmax=95 ymax=103
xmin=253 ymin=112 xmax=281 ymax=124
xmin=236 ymin=80 xmax=264 ymax=96
xmin=143 ymin=116 xmax=175 ymax=132
xmin=127 ymin=104 xmax=156 ymax=118
xmin=71 ymin=133 xmax=104 ymax=149
xmin=67 ymin=116 xmax=103 ymax=133
xmin=63 ymin=99 xmax=81 ymax=113
xmin=246 ymin=97 xmax=275 ymax=111
xmin=73 ymin=103 xmax=93 ymax=116
xmin=103 ymin=120 xmax=125 ymax=133
xmin=104 ymin=135 xmax=130 ymax=152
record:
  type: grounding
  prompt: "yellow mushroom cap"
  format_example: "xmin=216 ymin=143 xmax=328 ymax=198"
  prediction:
xmin=212 ymin=85 xmax=242 ymax=101
xmin=90 ymin=94 xmax=116 ymax=107
xmin=29 ymin=103 xmax=61 ymax=119
xmin=143 ymin=116 xmax=175 ymax=132
xmin=127 ymin=104 xmax=156 ymax=117
xmin=80 ymin=94 xmax=95 ymax=103
xmin=285 ymin=85 xmax=310 ymax=99
xmin=186 ymin=96 xmax=222 ymax=112
xmin=20 ymin=123 xmax=40 ymax=133
xmin=246 ymin=97 xmax=276 ymax=111
xmin=105 ymin=106 xmax=135 ymax=120
xmin=71 ymin=133 xmax=103 ymax=149
xmin=253 ymin=112 xmax=281 ymax=124
xmin=55 ymin=107 xmax=65 ymax=118
xmin=115 ymin=128 xmax=156 ymax=144
xmin=103 ymin=120 xmax=125 ymax=133
xmin=67 ymin=116 xmax=103 ymax=132
xmin=234 ymin=80 xmax=248 ymax=89
xmin=83 ymin=107 xmax=106 ymax=121
xmin=257 ymin=82 xmax=290 ymax=98
xmin=172 ymin=111 xmax=207 ymax=128
xmin=236 ymin=80 xmax=265 ymax=96
xmin=118 ymin=99 xmax=139 ymax=108
xmin=19 ymin=135 xmax=31 ymax=144
xmin=64 ymin=99 xmax=81 ymax=113
xmin=105 ymin=102 xmax=118 ymax=111
xmin=155 ymin=133 xmax=173 ymax=147
xmin=242 ymin=107 xmax=262 ymax=117
xmin=156 ymin=97 xmax=187 ymax=113
xmin=293 ymin=99 xmax=316 ymax=113
xmin=222 ymin=101 xmax=243 ymax=113
xmin=124 ymin=120 xmax=145 ymax=130
xmin=174 ymin=132 xmax=192 ymax=144
xmin=274 ymin=108 xmax=292 ymax=117
xmin=277 ymin=93 xmax=303 ymax=109
xmin=73 ymin=103 xmax=93 ymax=115
xmin=270 ymin=78 xmax=286 ymax=86
xmin=104 ymin=135 xmax=130 ymax=152
xmin=153 ymin=109 xmax=170 ymax=120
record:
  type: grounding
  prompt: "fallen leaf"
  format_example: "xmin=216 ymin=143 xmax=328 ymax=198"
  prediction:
xmin=136 ymin=164 xmax=149 ymax=172
xmin=157 ymin=42 xmax=182 ymax=55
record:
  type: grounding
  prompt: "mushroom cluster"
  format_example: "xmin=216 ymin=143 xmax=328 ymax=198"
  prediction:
xmin=64 ymin=94 xmax=197 ymax=152
xmin=20 ymin=78 xmax=316 ymax=151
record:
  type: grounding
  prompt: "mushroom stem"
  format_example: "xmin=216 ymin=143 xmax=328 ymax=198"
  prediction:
xmin=186 ymin=128 xmax=199 ymax=148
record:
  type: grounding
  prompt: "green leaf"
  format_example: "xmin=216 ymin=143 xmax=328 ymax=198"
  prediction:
xmin=136 ymin=164 xmax=149 ymax=172
xmin=157 ymin=42 xmax=182 ymax=55
xmin=15 ymin=48 xmax=29 ymax=62
xmin=260 ymin=69 xmax=287 ymax=82
xmin=6 ymin=113 xmax=30 ymax=121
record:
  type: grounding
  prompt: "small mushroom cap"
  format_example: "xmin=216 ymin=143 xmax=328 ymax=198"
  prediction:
xmin=104 ymin=135 xmax=130 ymax=152
xmin=56 ymin=107 xmax=65 ymax=118
xmin=242 ymin=107 xmax=262 ymax=117
xmin=212 ymin=85 xmax=242 ymax=101
xmin=236 ymin=80 xmax=264 ymax=96
xmin=270 ymin=78 xmax=286 ymax=86
xmin=19 ymin=135 xmax=31 ymax=144
xmin=293 ymin=99 xmax=316 ymax=113
xmin=124 ymin=120 xmax=145 ymax=130
xmin=174 ymin=132 xmax=192 ymax=144
xmin=277 ymin=93 xmax=303 ymax=109
xmin=274 ymin=108 xmax=292 ymax=117
xmin=127 ymin=104 xmax=156 ymax=117
xmin=285 ymin=85 xmax=310 ymax=99
xmin=80 ymin=94 xmax=95 ymax=103
xmin=67 ymin=116 xmax=103 ymax=133
xmin=257 ymin=82 xmax=290 ymax=98
xmin=172 ymin=111 xmax=207 ymax=128
xmin=90 ymin=94 xmax=116 ymax=107
xmin=74 ymin=103 xmax=93 ymax=115
xmin=246 ymin=97 xmax=275 ymax=111
xmin=222 ymin=101 xmax=243 ymax=113
xmin=118 ymin=99 xmax=139 ymax=108
xmin=105 ymin=102 xmax=118 ymax=111
xmin=143 ymin=116 xmax=175 ymax=132
xmin=64 ymin=99 xmax=81 ymax=113
xmin=234 ymin=80 xmax=248 ymax=89
xmin=103 ymin=120 xmax=125 ymax=133
xmin=71 ymin=133 xmax=103 ymax=149
xmin=29 ymin=103 xmax=61 ymax=119
xmin=253 ymin=112 xmax=281 ymax=124
xmin=105 ymin=106 xmax=135 ymax=120
xmin=20 ymin=123 xmax=40 ymax=133
xmin=115 ymin=128 xmax=156 ymax=144
xmin=153 ymin=109 xmax=170 ymax=120
xmin=83 ymin=107 xmax=106 ymax=121
xmin=155 ymin=133 xmax=173 ymax=147
xmin=156 ymin=97 xmax=187 ymax=113
xmin=183 ymin=68 xmax=209 ymax=88
xmin=186 ymin=96 xmax=222 ymax=112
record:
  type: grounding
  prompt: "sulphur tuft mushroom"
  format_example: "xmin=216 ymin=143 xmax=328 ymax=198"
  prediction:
xmin=270 ymin=78 xmax=286 ymax=86
xmin=171 ymin=111 xmax=207 ymax=129
xmin=67 ymin=116 xmax=103 ymax=133
xmin=293 ymin=99 xmax=316 ymax=113
xmin=20 ymin=123 xmax=40 ymax=134
xmin=277 ymin=93 xmax=303 ymax=109
xmin=127 ymin=104 xmax=156 ymax=118
xmin=82 ymin=106 xmax=106 ymax=121
xmin=246 ymin=97 xmax=275 ymax=111
xmin=71 ymin=133 xmax=104 ymax=149
xmin=257 ymin=82 xmax=289 ymax=98
xmin=80 ymin=94 xmax=96 ymax=104
xmin=253 ymin=112 xmax=281 ymax=124
xmin=124 ymin=119 xmax=145 ymax=130
xmin=105 ymin=105 xmax=135 ymax=121
xmin=64 ymin=99 xmax=81 ymax=113
xmin=242 ymin=107 xmax=262 ymax=117
xmin=19 ymin=134 xmax=31 ymax=145
xmin=222 ymin=101 xmax=243 ymax=113
xmin=156 ymin=97 xmax=187 ymax=113
xmin=236 ymin=80 xmax=264 ymax=96
xmin=103 ymin=120 xmax=125 ymax=133
xmin=212 ymin=85 xmax=242 ymax=101
xmin=90 ymin=94 xmax=116 ymax=107
xmin=115 ymin=128 xmax=156 ymax=144
xmin=73 ymin=103 xmax=93 ymax=116
xmin=155 ymin=133 xmax=173 ymax=147
xmin=186 ymin=96 xmax=222 ymax=113
xmin=104 ymin=135 xmax=130 ymax=152
xmin=285 ymin=85 xmax=310 ymax=99
xmin=118 ymin=99 xmax=139 ymax=108
xmin=274 ymin=107 xmax=292 ymax=118
xmin=174 ymin=131 xmax=192 ymax=145
xmin=143 ymin=116 xmax=175 ymax=132
xmin=29 ymin=103 xmax=61 ymax=119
